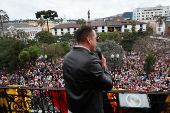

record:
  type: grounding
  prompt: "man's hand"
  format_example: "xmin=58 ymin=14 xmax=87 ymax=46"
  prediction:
xmin=99 ymin=55 xmax=106 ymax=67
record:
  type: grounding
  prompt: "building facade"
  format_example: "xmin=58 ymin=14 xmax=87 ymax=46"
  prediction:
xmin=51 ymin=16 xmax=146 ymax=36
xmin=133 ymin=5 xmax=169 ymax=35
xmin=165 ymin=20 xmax=170 ymax=35
xmin=0 ymin=23 xmax=42 ymax=40
xmin=132 ymin=5 xmax=169 ymax=21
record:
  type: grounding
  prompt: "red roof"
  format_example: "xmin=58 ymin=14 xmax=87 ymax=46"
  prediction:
xmin=52 ymin=16 xmax=146 ymax=29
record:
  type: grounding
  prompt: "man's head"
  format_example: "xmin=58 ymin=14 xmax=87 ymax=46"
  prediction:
xmin=75 ymin=25 xmax=98 ymax=52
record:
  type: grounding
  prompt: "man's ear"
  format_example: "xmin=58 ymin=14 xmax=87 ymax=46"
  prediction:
xmin=86 ymin=36 xmax=91 ymax=44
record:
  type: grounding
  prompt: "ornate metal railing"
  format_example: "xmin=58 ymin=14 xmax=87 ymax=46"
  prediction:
xmin=0 ymin=86 xmax=170 ymax=113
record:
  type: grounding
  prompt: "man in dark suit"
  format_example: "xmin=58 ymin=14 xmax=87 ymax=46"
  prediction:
xmin=63 ymin=25 xmax=113 ymax=113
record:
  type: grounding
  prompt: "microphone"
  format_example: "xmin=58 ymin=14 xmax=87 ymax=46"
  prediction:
xmin=96 ymin=47 xmax=102 ymax=60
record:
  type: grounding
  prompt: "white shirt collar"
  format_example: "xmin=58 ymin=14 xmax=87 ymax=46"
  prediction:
xmin=75 ymin=45 xmax=91 ymax=52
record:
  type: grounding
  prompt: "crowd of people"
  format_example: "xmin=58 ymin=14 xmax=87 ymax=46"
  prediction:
xmin=0 ymin=58 xmax=65 ymax=88
xmin=0 ymin=39 xmax=170 ymax=92
xmin=112 ymin=39 xmax=170 ymax=92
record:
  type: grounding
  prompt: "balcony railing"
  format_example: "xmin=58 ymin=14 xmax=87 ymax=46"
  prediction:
xmin=0 ymin=86 xmax=170 ymax=113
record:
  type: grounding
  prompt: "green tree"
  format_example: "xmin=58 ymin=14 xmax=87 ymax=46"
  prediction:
xmin=39 ymin=43 xmax=48 ymax=58
xmin=63 ymin=33 xmax=73 ymax=40
xmin=46 ymin=43 xmax=63 ymax=60
xmin=0 ymin=39 xmax=26 ymax=71
xmin=156 ymin=16 xmax=167 ymax=27
xmin=28 ymin=46 xmax=39 ymax=63
xmin=27 ymin=39 xmax=38 ymax=47
xmin=0 ymin=10 xmax=9 ymax=31
xmin=15 ymin=30 xmax=29 ymax=42
xmin=35 ymin=31 xmax=56 ymax=44
xmin=60 ymin=42 xmax=71 ymax=56
xmin=120 ymin=32 xmax=137 ymax=52
xmin=131 ymin=20 xmax=137 ymax=33
xmin=143 ymin=51 xmax=155 ymax=74
xmin=96 ymin=40 xmax=123 ymax=70
xmin=18 ymin=50 xmax=30 ymax=63
xmin=146 ymin=22 xmax=153 ymax=35
xmin=0 ymin=30 xmax=29 ymax=42
xmin=35 ymin=10 xmax=58 ymax=32
xmin=76 ymin=18 xmax=86 ymax=27
xmin=96 ymin=32 xmax=121 ymax=43
xmin=37 ymin=17 xmax=45 ymax=28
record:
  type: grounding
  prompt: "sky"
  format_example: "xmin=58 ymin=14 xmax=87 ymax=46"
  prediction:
xmin=1 ymin=0 xmax=170 ymax=21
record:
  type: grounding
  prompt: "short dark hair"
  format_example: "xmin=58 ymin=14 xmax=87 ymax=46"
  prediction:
xmin=75 ymin=25 xmax=94 ymax=43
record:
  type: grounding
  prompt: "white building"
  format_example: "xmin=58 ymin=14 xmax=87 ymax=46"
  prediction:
xmin=132 ymin=5 xmax=169 ymax=35
xmin=0 ymin=23 xmax=42 ymax=40
xmin=51 ymin=16 xmax=147 ymax=36
xmin=132 ymin=5 xmax=169 ymax=21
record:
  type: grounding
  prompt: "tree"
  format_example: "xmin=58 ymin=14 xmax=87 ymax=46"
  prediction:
xmin=95 ymin=31 xmax=121 ymax=43
xmin=156 ymin=16 xmax=167 ymax=27
xmin=18 ymin=50 xmax=30 ymax=63
xmin=60 ymin=42 xmax=71 ymax=56
xmin=0 ymin=29 xmax=29 ymax=42
xmin=45 ymin=43 xmax=63 ymax=60
xmin=0 ymin=10 xmax=9 ymax=31
xmin=76 ymin=18 xmax=86 ymax=27
xmin=35 ymin=31 xmax=56 ymax=44
xmin=146 ymin=22 xmax=153 ymax=35
xmin=39 ymin=43 xmax=48 ymax=58
xmin=15 ymin=30 xmax=29 ymax=42
xmin=120 ymin=32 xmax=137 ymax=52
xmin=96 ymin=40 xmax=123 ymax=71
xmin=0 ymin=39 xmax=26 ymax=71
xmin=37 ymin=17 xmax=45 ymax=28
xmin=27 ymin=39 xmax=38 ymax=47
xmin=28 ymin=46 xmax=39 ymax=63
xmin=131 ymin=20 xmax=137 ymax=33
xmin=143 ymin=51 xmax=155 ymax=74
xmin=63 ymin=33 xmax=73 ymax=41
xmin=35 ymin=10 xmax=58 ymax=32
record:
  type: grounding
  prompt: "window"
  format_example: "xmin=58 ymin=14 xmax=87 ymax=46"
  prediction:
xmin=158 ymin=28 xmax=161 ymax=31
xmin=102 ymin=26 xmax=104 ymax=29
xmin=67 ymin=28 xmax=70 ymax=31
xmin=140 ymin=24 xmax=143 ymax=27
xmin=61 ymin=28 xmax=63 ymax=31
xmin=158 ymin=23 xmax=162 ymax=27
xmin=102 ymin=30 xmax=104 ymax=32
xmin=74 ymin=28 xmax=76 ymax=31
xmin=125 ymin=25 xmax=127 ymax=28
xmin=165 ymin=11 xmax=168 ymax=13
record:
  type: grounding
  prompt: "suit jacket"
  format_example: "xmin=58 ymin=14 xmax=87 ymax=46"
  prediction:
xmin=63 ymin=46 xmax=113 ymax=113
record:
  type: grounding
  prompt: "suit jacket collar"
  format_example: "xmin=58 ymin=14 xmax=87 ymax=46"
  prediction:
xmin=73 ymin=46 xmax=93 ymax=55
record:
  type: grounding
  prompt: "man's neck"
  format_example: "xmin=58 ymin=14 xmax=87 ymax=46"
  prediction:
xmin=77 ymin=44 xmax=91 ymax=52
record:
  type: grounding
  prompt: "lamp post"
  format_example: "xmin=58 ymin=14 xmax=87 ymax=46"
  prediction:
xmin=111 ymin=54 xmax=119 ymax=79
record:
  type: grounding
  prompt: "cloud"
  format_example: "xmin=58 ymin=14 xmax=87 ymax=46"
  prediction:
xmin=0 ymin=0 xmax=170 ymax=21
